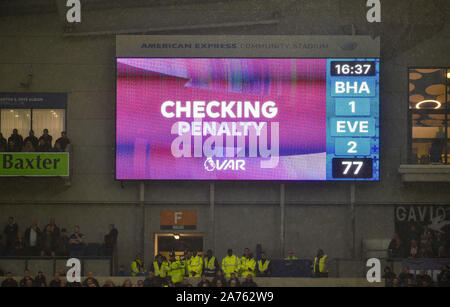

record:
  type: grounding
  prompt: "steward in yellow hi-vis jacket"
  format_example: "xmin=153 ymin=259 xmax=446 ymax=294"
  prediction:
xmin=168 ymin=252 xmax=184 ymax=284
xmin=151 ymin=254 xmax=166 ymax=278
xmin=313 ymin=249 xmax=329 ymax=278
xmin=130 ymin=253 xmax=145 ymax=277
xmin=187 ymin=251 xmax=203 ymax=277
xmin=222 ymin=249 xmax=240 ymax=278
xmin=203 ymin=249 xmax=219 ymax=277
xmin=240 ymin=253 xmax=256 ymax=277
xmin=180 ymin=250 xmax=189 ymax=276
xmin=257 ymin=251 xmax=272 ymax=277
xmin=284 ymin=250 xmax=299 ymax=260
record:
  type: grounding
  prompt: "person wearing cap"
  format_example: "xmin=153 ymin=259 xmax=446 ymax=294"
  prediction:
xmin=222 ymin=249 xmax=239 ymax=279
xmin=203 ymin=249 xmax=219 ymax=277
xmin=131 ymin=253 xmax=145 ymax=277
xmin=187 ymin=250 xmax=203 ymax=277
xmin=167 ymin=252 xmax=184 ymax=285
xmin=257 ymin=251 xmax=272 ymax=277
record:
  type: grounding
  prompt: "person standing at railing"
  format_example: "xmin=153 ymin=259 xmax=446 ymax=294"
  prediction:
xmin=69 ymin=225 xmax=86 ymax=257
xmin=24 ymin=221 xmax=42 ymax=256
xmin=3 ymin=217 xmax=18 ymax=256
xmin=313 ymin=249 xmax=328 ymax=278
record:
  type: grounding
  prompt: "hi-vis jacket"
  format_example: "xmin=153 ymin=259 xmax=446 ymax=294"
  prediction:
xmin=222 ymin=254 xmax=239 ymax=278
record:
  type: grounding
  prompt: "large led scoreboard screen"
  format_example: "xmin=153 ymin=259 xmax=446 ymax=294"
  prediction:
xmin=116 ymin=57 xmax=379 ymax=180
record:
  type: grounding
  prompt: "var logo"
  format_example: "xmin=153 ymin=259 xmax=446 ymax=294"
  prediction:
xmin=204 ymin=157 xmax=246 ymax=172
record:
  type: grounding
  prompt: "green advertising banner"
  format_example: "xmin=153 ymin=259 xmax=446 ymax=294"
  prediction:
xmin=0 ymin=152 xmax=69 ymax=176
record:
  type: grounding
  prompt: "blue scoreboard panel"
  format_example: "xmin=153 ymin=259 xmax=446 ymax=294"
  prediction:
xmin=326 ymin=59 xmax=380 ymax=180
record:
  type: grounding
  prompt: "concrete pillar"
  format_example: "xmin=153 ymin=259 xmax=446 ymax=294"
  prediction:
xmin=280 ymin=183 xmax=285 ymax=258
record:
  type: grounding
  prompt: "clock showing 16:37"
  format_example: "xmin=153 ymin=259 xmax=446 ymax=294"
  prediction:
xmin=330 ymin=61 xmax=376 ymax=76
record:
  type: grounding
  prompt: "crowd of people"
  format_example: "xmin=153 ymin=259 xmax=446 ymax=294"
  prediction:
xmin=0 ymin=129 xmax=70 ymax=152
xmin=384 ymin=265 xmax=450 ymax=287
xmin=388 ymin=224 xmax=449 ymax=259
xmin=1 ymin=217 xmax=118 ymax=257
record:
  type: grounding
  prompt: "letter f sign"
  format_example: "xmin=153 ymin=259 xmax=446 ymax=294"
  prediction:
xmin=174 ymin=212 xmax=183 ymax=225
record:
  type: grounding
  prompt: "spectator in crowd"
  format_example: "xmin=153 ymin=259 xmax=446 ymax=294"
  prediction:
xmin=212 ymin=269 xmax=227 ymax=287
xmin=392 ymin=278 xmax=401 ymax=287
xmin=388 ymin=233 xmax=404 ymax=258
xmin=19 ymin=270 xmax=34 ymax=287
xmin=180 ymin=278 xmax=193 ymax=287
xmin=69 ymin=225 xmax=86 ymax=257
xmin=104 ymin=224 xmax=118 ymax=256
xmin=284 ymin=249 xmax=299 ymax=260
xmin=8 ymin=129 xmax=24 ymax=151
xmin=228 ymin=273 xmax=241 ymax=287
xmin=36 ymin=138 xmax=51 ymax=152
xmin=406 ymin=277 xmax=415 ymax=287
xmin=136 ymin=280 xmax=144 ymax=287
xmin=215 ymin=279 xmax=224 ymax=287
xmin=38 ymin=129 xmax=52 ymax=147
xmin=1 ymin=272 xmax=18 ymax=287
xmin=432 ymin=232 xmax=445 ymax=255
xmin=229 ymin=279 xmax=238 ymax=287
xmin=408 ymin=239 xmax=419 ymax=258
xmin=222 ymin=249 xmax=239 ymax=278
xmin=3 ymin=217 xmax=18 ymax=255
xmin=22 ymin=140 xmax=35 ymax=152
xmin=24 ymin=130 xmax=38 ymax=150
xmin=84 ymin=279 xmax=97 ymax=287
xmin=242 ymin=274 xmax=258 ymax=287
xmin=60 ymin=280 xmax=67 ymax=287
xmin=55 ymin=131 xmax=71 ymax=151
xmin=437 ymin=265 xmax=450 ymax=287
xmin=55 ymin=228 xmax=70 ymax=256
xmin=35 ymin=271 xmax=47 ymax=287
xmin=103 ymin=280 xmax=115 ymax=287
xmin=13 ymin=232 xmax=26 ymax=256
xmin=437 ymin=246 xmax=448 ymax=258
xmin=418 ymin=244 xmax=432 ymax=258
xmin=197 ymin=273 xmax=211 ymax=287
xmin=82 ymin=272 xmax=100 ymax=287
xmin=122 ymin=278 xmax=133 ymax=287
xmin=0 ymin=132 xmax=7 ymax=152
xmin=203 ymin=249 xmax=219 ymax=277
xmin=40 ymin=224 xmax=56 ymax=256
xmin=143 ymin=271 xmax=161 ymax=287
xmin=383 ymin=266 xmax=396 ymax=287
xmin=45 ymin=217 xmax=60 ymax=238
xmin=398 ymin=266 xmax=414 ymax=287
xmin=313 ymin=249 xmax=328 ymax=278
xmin=131 ymin=253 xmax=145 ymax=277
xmin=416 ymin=269 xmax=433 ymax=287
xmin=408 ymin=225 xmax=420 ymax=243
xmin=48 ymin=272 xmax=62 ymax=287
xmin=24 ymin=279 xmax=34 ymax=287
xmin=116 ymin=264 xmax=128 ymax=276
xmin=257 ymin=251 xmax=272 ymax=277
xmin=24 ymin=221 xmax=42 ymax=256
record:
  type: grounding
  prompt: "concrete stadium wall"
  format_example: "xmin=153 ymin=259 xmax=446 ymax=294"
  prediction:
xmin=0 ymin=0 xmax=449 ymax=272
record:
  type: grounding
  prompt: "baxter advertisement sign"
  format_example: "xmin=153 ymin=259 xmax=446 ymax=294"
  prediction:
xmin=0 ymin=153 xmax=69 ymax=177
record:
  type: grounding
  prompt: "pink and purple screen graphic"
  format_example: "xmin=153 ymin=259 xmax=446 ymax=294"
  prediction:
xmin=116 ymin=58 xmax=327 ymax=180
